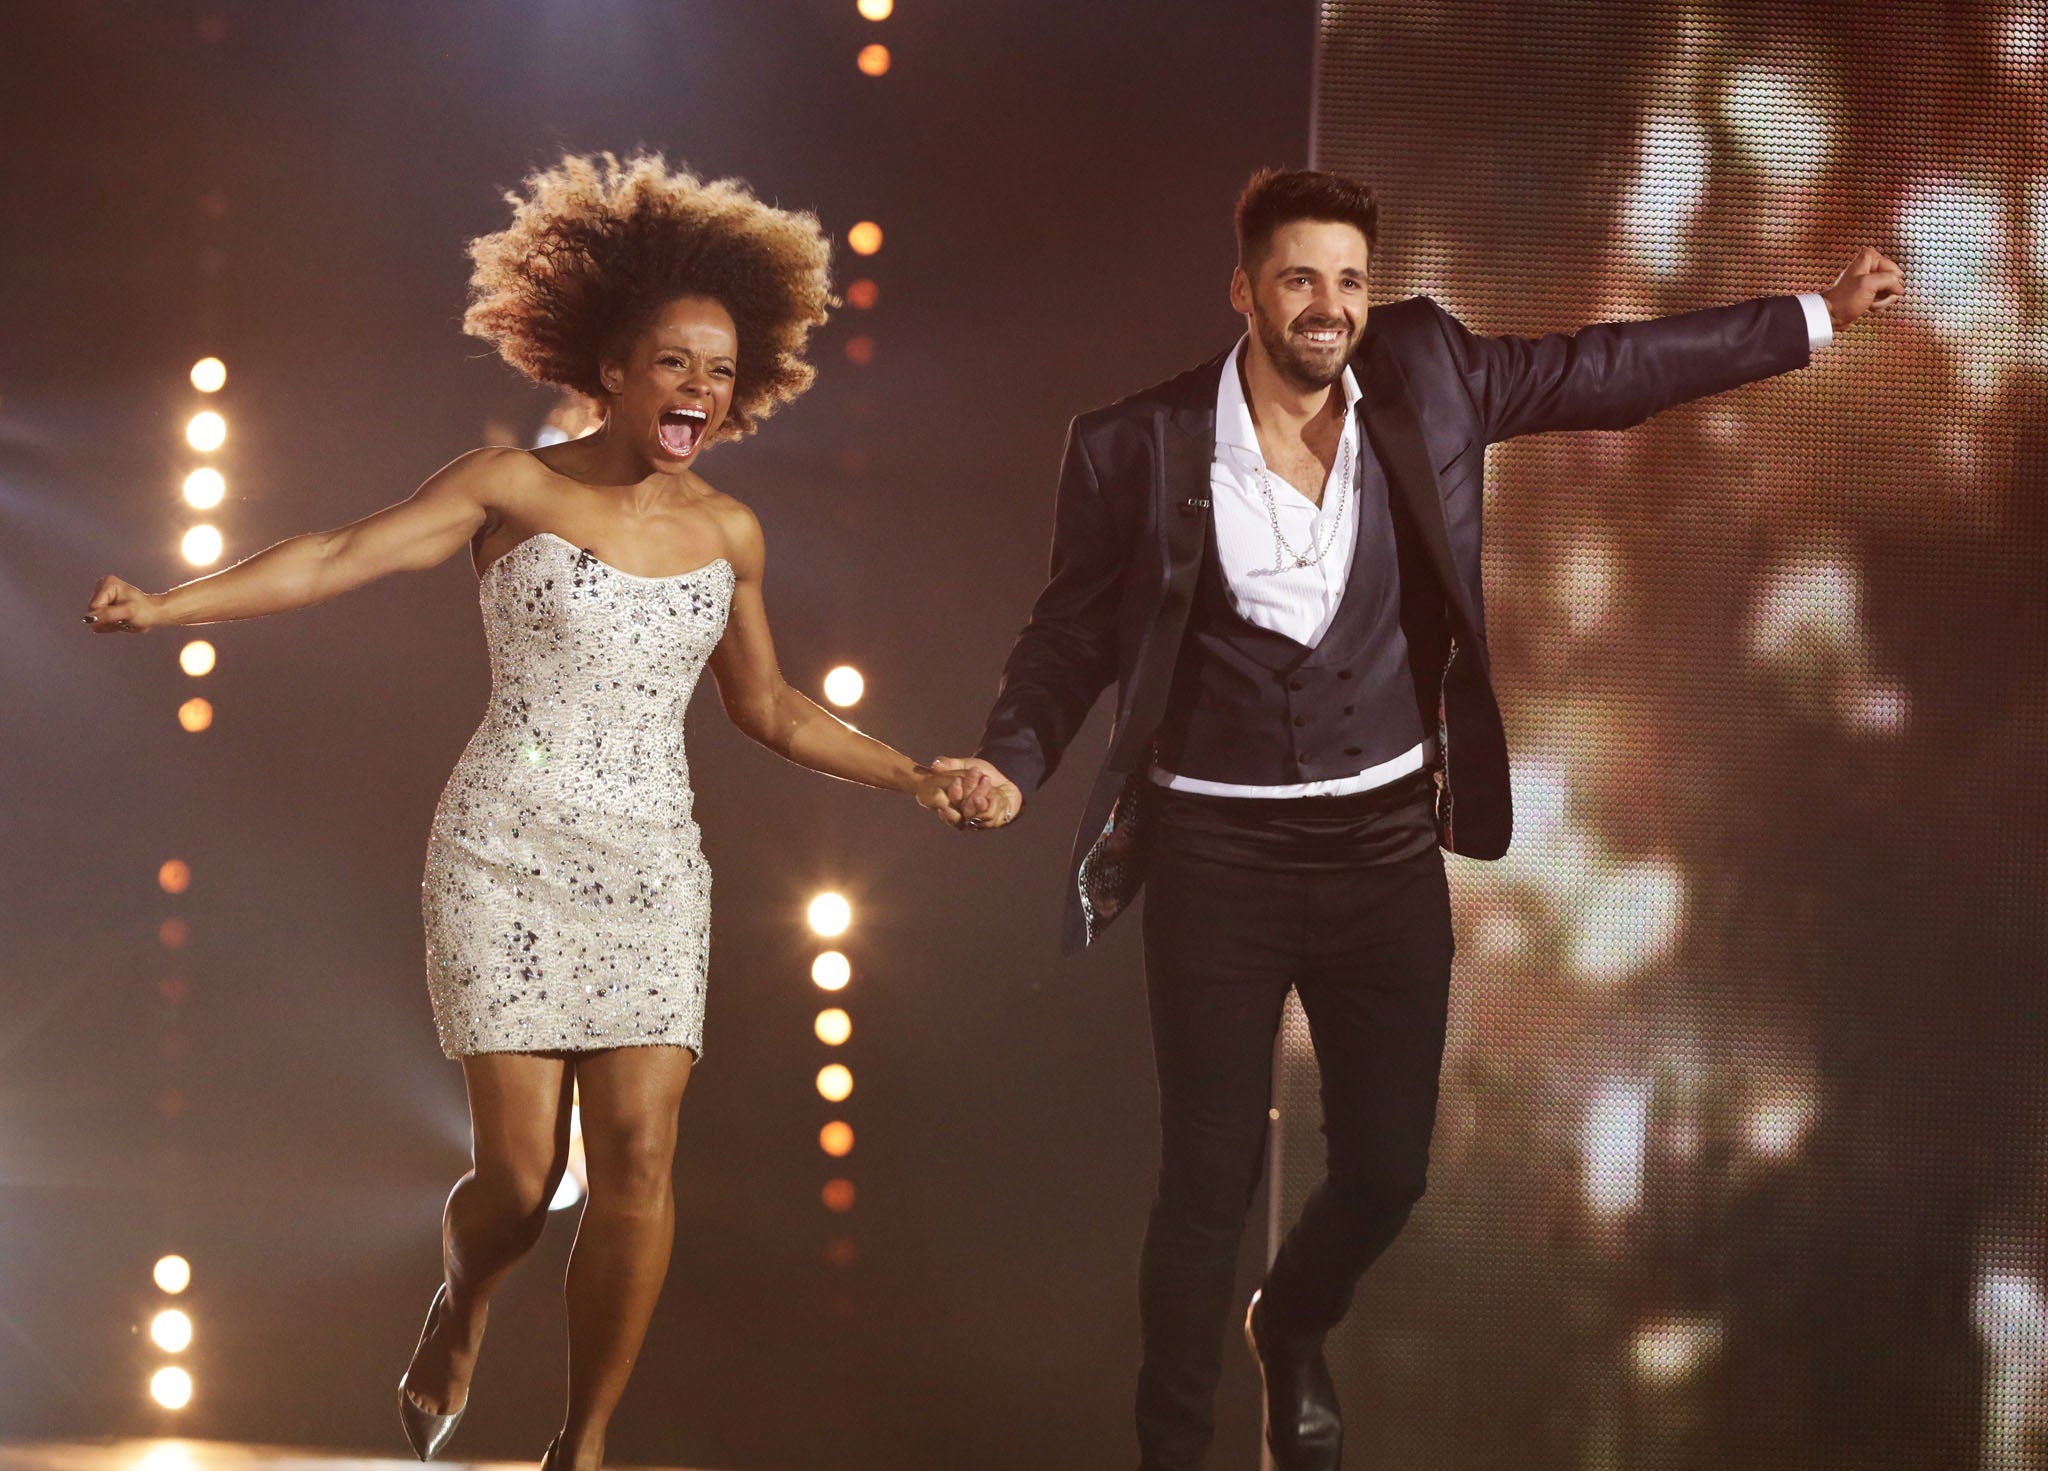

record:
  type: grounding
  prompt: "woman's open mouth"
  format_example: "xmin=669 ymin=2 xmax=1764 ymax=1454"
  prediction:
xmin=657 ymin=405 xmax=709 ymax=458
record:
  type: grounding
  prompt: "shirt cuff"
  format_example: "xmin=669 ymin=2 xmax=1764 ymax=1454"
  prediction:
xmin=1796 ymin=292 xmax=1834 ymax=353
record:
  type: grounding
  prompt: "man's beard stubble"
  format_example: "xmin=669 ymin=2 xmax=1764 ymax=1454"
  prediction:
xmin=1254 ymin=307 xmax=1358 ymax=394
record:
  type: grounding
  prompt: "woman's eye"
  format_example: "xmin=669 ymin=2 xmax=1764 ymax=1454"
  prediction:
xmin=714 ymin=366 xmax=734 ymax=378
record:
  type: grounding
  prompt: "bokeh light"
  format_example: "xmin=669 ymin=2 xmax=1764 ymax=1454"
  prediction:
xmin=848 ymin=220 xmax=883 ymax=256
xmin=817 ymin=1063 xmax=854 ymax=1103
xmin=149 ymin=1366 xmax=193 ymax=1410
xmin=182 ymin=468 xmax=226 ymax=509
xmin=845 ymin=335 xmax=876 ymax=366
xmin=189 ymin=357 xmax=227 ymax=393
xmin=153 ymin=1255 xmax=192 ymax=1294
xmin=179 ymin=640 xmax=216 ymax=677
xmin=847 ymin=278 xmax=879 ymax=310
xmin=822 ymin=666 xmax=865 ymax=707
xmin=820 ymin=1120 xmax=855 ymax=1157
xmin=808 ymin=892 xmax=852 ymax=937
xmin=815 ymin=1007 xmax=853 ymax=1046
xmin=812 ymin=951 xmax=852 ymax=991
xmin=157 ymin=859 xmax=191 ymax=895
xmin=856 ymin=0 xmax=892 ymax=18
xmin=181 ymin=525 xmax=224 ymax=566
xmin=178 ymin=698 xmax=214 ymax=733
xmin=822 ymin=1178 xmax=856 ymax=1213
xmin=158 ymin=918 xmax=190 ymax=950
xmin=150 ymin=1308 xmax=193 ymax=1353
xmin=184 ymin=411 xmax=226 ymax=452
xmin=857 ymin=43 xmax=891 ymax=76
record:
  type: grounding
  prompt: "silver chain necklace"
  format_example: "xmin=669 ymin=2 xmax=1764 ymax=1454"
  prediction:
xmin=1253 ymin=423 xmax=1353 ymax=573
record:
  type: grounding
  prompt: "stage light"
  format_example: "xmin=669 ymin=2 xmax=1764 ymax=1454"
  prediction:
xmin=857 ymin=0 xmax=892 ymax=17
xmin=149 ymin=1366 xmax=194 ymax=1410
xmin=158 ymin=918 xmax=189 ymax=950
xmin=181 ymin=525 xmax=224 ymax=566
xmin=139 ymin=1445 xmax=198 ymax=1471
xmin=847 ymin=279 xmax=879 ymax=311
xmin=1630 ymin=1316 xmax=1721 ymax=1385
xmin=1717 ymin=64 xmax=1835 ymax=183
xmin=820 ymin=1120 xmax=855 ymax=1157
xmin=150 ymin=1309 xmax=193 ymax=1353
xmin=1617 ymin=109 xmax=1712 ymax=278
xmin=858 ymin=43 xmax=891 ymax=76
xmin=158 ymin=859 xmax=192 ymax=895
xmin=825 ymin=1237 xmax=857 ymax=1268
xmin=848 ymin=221 xmax=883 ymax=256
xmin=552 ymin=1102 xmax=589 ymax=1211
xmin=189 ymin=357 xmax=227 ymax=393
xmin=154 ymin=1255 xmax=192 ymax=1294
xmin=822 ymin=1178 xmax=856 ymax=1213
xmin=812 ymin=951 xmax=852 ymax=991
xmin=1580 ymin=1078 xmax=1649 ymax=1218
xmin=185 ymin=411 xmax=226 ymax=452
xmin=845 ymin=336 xmax=875 ymax=366
xmin=178 ymin=698 xmax=214 ymax=733
xmin=808 ymin=892 xmax=852 ymax=937
xmin=182 ymin=468 xmax=226 ymax=510
xmin=822 ymin=666 xmax=865 ymax=707
xmin=817 ymin=1063 xmax=854 ymax=1102
xmin=179 ymin=640 xmax=216 ymax=677
xmin=815 ymin=1008 xmax=852 ymax=1046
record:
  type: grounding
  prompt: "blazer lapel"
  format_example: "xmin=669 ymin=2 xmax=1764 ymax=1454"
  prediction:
xmin=1358 ymin=336 xmax=1485 ymax=643
xmin=1104 ymin=359 xmax=1220 ymax=772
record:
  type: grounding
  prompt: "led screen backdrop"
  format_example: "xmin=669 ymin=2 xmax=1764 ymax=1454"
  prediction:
xmin=1274 ymin=3 xmax=2048 ymax=1467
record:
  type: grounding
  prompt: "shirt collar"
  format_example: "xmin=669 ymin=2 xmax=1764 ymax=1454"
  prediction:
xmin=1214 ymin=335 xmax=1364 ymax=463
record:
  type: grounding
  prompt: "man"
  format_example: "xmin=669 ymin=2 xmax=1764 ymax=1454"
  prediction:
xmin=943 ymin=168 xmax=1903 ymax=1470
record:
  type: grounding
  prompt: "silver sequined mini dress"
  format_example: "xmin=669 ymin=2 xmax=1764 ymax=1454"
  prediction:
xmin=422 ymin=532 xmax=734 ymax=1058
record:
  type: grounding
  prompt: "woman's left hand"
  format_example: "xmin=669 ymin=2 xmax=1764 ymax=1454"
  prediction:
xmin=919 ymin=757 xmax=1022 ymax=831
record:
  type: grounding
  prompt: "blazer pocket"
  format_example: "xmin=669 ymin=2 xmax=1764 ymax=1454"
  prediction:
xmin=1432 ymin=441 xmax=1480 ymax=494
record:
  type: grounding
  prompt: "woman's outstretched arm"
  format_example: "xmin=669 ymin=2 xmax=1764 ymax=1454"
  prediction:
xmin=703 ymin=500 xmax=1015 ymax=828
xmin=83 ymin=448 xmax=511 ymax=632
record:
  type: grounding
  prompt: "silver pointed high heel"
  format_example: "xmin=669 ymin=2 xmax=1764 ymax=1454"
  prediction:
xmin=397 ymin=1284 xmax=469 ymax=1460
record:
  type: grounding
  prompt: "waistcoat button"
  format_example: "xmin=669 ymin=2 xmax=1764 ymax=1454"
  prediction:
xmin=1338 ymin=669 xmax=1353 ymax=680
xmin=1288 ymin=679 xmax=1303 ymax=691
xmin=1293 ymin=716 xmax=1307 ymax=728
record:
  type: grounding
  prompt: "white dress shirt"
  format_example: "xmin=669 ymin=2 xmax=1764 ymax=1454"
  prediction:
xmin=1154 ymin=298 xmax=1835 ymax=800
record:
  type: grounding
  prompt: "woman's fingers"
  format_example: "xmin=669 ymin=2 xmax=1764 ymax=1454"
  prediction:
xmin=84 ymin=576 xmax=148 ymax=632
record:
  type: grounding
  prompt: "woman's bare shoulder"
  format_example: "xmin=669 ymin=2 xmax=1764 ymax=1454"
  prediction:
xmin=426 ymin=445 xmax=555 ymax=515
xmin=692 ymin=482 xmax=765 ymax=571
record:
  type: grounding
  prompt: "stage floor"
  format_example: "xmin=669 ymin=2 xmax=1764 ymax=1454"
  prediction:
xmin=0 ymin=1445 xmax=707 ymax=1471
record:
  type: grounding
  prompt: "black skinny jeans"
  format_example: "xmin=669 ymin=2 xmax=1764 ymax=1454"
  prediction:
xmin=1135 ymin=779 xmax=1454 ymax=1471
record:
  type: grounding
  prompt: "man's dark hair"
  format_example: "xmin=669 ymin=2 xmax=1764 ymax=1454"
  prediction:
xmin=1234 ymin=167 xmax=1379 ymax=272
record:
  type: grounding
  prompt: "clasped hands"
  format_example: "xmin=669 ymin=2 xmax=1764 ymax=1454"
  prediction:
xmin=914 ymin=756 xmax=1022 ymax=833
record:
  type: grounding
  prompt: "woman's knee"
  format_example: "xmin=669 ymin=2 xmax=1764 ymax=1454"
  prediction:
xmin=470 ymin=1146 xmax=565 ymax=1221
xmin=582 ymin=1116 xmax=678 ymax=1207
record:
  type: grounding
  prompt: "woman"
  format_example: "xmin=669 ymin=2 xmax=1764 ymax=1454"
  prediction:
xmin=83 ymin=152 xmax=1005 ymax=1470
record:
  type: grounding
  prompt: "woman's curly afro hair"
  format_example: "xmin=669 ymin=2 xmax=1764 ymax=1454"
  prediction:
xmin=464 ymin=152 xmax=834 ymax=442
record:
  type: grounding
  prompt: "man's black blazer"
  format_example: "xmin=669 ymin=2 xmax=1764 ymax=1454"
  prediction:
xmin=975 ymin=294 xmax=1813 ymax=953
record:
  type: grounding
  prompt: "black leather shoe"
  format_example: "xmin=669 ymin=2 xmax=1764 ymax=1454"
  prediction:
xmin=1244 ymin=1289 xmax=1342 ymax=1470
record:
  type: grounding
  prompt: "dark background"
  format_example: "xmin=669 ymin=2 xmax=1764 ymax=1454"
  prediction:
xmin=0 ymin=3 xmax=1311 ymax=1469
xmin=5 ymin=2 xmax=2042 ymax=1470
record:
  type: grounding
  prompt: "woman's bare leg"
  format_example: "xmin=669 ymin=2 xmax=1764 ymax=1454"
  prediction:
xmin=553 ymin=1044 xmax=694 ymax=1471
xmin=403 ymin=1051 xmax=574 ymax=1416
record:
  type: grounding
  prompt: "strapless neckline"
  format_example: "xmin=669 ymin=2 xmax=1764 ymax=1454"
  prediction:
xmin=480 ymin=530 xmax=732 ymax=586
